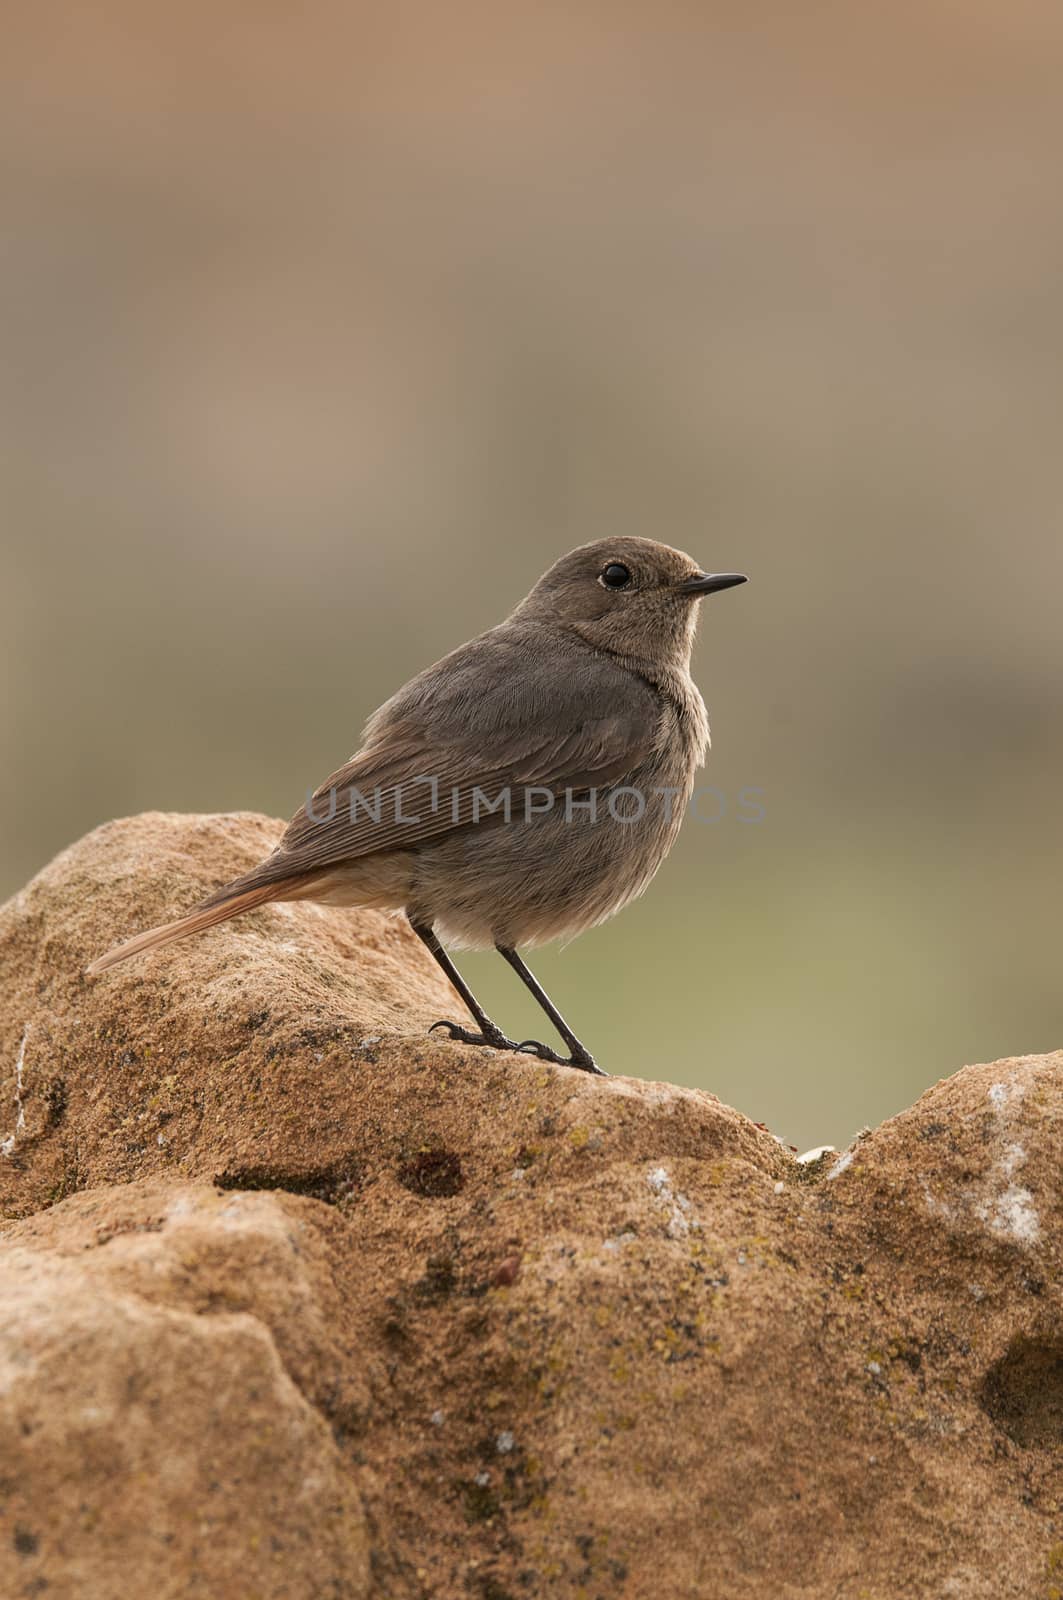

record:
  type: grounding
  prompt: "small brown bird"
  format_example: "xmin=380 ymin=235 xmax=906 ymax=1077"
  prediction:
xmin=88 ymin=539 xmax=746 ymax=1074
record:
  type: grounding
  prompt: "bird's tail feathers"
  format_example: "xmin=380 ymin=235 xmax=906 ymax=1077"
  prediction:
xmin=85 ymin=871 xmax=308 ymax=975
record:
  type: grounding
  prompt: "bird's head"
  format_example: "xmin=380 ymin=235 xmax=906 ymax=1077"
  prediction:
xmin=512 ymin=537 xmax=747 ymax=671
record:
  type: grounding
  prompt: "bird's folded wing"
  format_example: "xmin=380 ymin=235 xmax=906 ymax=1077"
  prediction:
xmin=251 ymin=636 xmax=664 ymax=882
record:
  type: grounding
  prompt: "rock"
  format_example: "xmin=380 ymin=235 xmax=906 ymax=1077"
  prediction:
xmin=0 ymin=813 xmax=1061 ymax=1599
xmin=0 ymin=1187 xmax=368 ymax=1600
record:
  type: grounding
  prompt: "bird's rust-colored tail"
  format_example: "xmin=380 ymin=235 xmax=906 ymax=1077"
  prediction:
xmin=85 ymin=875 xmax=306 ymax=975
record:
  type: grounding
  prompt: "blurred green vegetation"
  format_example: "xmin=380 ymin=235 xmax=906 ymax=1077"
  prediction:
xmin=2 ymin=2 xmax=1061 ymax=1150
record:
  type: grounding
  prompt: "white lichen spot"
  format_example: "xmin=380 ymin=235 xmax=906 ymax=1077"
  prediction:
xmin=14 ymin=1026 xmax=28 ymax=1133
xmin=974 ymin=1080 xmax=1040 ymax=1246
xmin=509 ymin=1168 xmax=527 ymax=1183
xmin=866 ymin=1360 xmax=882 ymax=1376
xmin=646 ymin=1165 xmax=699 ymax=1239
xmin=826 ymin=1149 xmax=853 ymax=1180
xmin=474 ymin=1471 xmax=490 ymax=1487
xmin=976 ymin=1184 xmax=1040 ymax=1246
xmin=773 ymin=1181 xmax=785 ymax=1195
xmin=1000 ymin=1142 xmax=1025 ymax=1179
xmin=429 ymin=1409 xmax=445 ymax=1427
xmin=2 ymin=1026 xmax=30 ymax=1156
xmin=495 ymin=1431 xmax=515 ymax=1453
xmin=797 ymin=1145 xmax=836 ymax=1166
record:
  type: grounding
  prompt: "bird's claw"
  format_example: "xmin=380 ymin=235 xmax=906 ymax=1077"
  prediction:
xmin=429 ymin=1019 xmax=520 ymax=1051
xmin=430 ymin=1019 xmax=470 ymax=1040
xmin=518 ymin=1039 xmax=608 ymax=1076
xmin=516 ymin=1037 xmax=565 ymax=1063
xmin=430 ymin=1021 xmax=606 ymax=1074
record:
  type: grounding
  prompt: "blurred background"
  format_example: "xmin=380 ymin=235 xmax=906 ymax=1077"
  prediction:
xmin=2 ymin=1 xmax=1061 ymax=1151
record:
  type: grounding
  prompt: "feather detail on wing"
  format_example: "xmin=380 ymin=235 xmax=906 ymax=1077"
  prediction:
xmin=238 ymin=716 xmax=657 ymax=889
xmin=233 ymin=629 xmax=666 ymax=891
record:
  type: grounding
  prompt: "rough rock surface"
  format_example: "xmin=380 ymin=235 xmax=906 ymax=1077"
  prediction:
xmin=0 ymin=812 xmax=1060 ymax=1600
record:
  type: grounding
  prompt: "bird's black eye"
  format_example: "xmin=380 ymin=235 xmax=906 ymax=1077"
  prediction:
xmin=600 ymin=562 xmax=632 ymax=590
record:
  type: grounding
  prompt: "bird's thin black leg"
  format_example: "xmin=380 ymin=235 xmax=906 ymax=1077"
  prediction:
xmin=409 ymin=919 xmax=523 ymax=1054
xmin=495 ymin=946 xmax=607 ymax=1076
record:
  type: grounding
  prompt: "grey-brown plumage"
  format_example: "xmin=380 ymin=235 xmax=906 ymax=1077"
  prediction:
xmin=87 ymin=538 xmax=747 ymax=1073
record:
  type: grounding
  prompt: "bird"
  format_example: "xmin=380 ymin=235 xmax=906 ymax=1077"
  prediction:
xmin=87 ymin=538 xmax=747 ymax=1075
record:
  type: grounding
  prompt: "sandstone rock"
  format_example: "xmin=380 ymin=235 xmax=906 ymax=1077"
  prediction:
xmin=0 ymin=1189 xmax=368 ymax=1600
xmin=0 ymin=813 xmax=1060 ymax=1599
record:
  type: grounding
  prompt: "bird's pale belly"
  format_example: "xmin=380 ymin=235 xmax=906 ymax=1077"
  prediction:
xmin=409 ymin=766 xmax=693 ymax=949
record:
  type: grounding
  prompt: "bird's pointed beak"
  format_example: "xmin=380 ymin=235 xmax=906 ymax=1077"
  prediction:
xmin=676 ymin=571 xmax=748 ymax=597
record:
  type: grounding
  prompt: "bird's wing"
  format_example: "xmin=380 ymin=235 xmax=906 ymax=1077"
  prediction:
xmin=248 ymin=626 xmax=664 ymax=884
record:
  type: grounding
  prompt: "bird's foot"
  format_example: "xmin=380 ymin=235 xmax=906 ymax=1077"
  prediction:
xmin=429 ymin=1020 xmax=607 ymax=1075
xmin=517 ymin=1038 xmax=609 ymax=1076
xmin=430 ymin=1019 xmax=524 ymax=1053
